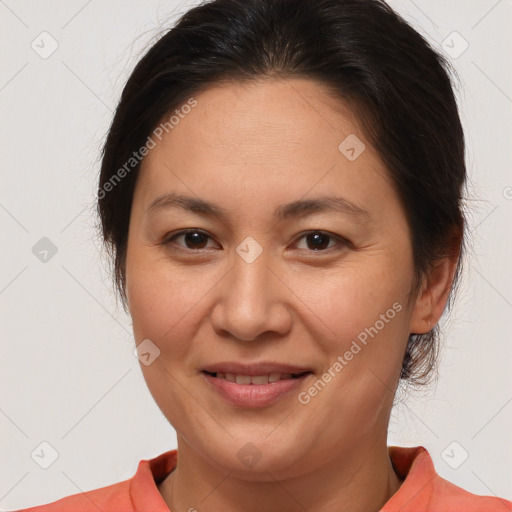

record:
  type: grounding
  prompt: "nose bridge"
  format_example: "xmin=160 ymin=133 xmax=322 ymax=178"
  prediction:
xmin=231 ymin=245 xmax=270 ymax=305
xmin=211 ymin=238 xmax=291 ymax=340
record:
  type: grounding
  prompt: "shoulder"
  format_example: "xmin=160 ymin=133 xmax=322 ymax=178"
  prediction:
xmin=11 ymin=479 xmax=132 ymax=512
xmin=427 ymin=474 xmax=512 ymax=511
xmin=10 ymin=450 xmax=177 ymax=512
xmin=385 ymin=445 xmax=512 ymax=511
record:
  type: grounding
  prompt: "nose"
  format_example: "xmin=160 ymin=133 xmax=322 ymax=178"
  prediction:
xmin=210 ymin=249 xmax=293 ymax=341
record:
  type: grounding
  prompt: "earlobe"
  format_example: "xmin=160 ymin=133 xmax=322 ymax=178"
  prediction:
xmin=409 ymin=256 xmax=458 ymax=334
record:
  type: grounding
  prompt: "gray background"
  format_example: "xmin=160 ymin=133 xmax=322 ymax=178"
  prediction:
xmin=1 ymin=0 xmax=511 ymax=509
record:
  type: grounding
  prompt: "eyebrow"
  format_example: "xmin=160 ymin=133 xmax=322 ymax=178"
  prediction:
xmin=146 ymin=192 xmax=370 ymax=223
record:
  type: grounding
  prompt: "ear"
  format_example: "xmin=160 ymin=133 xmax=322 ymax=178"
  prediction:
xmin=409 ymin=253 xmax=460 ymax=335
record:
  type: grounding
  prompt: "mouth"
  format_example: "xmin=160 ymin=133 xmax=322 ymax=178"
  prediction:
xmin=202 ymin=370 xmax=312 ymax=385
xmin=200 ymin=365 xmax=314 ymax=407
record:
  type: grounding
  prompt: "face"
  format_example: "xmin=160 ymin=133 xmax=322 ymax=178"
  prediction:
xmin=125 ymin=78 xmax=422 ymax=479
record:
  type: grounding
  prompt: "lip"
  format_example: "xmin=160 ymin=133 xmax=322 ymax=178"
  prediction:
xmin=201 ymin=361 xmax=312 ymax=375
xmin=200 ymin=362 xmax=313 ymax=407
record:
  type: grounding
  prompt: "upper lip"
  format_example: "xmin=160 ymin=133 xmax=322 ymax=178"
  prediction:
xmin=201 ymin=362 xmax=313 ymax=376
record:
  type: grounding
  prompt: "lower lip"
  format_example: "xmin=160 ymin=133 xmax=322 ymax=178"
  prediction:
xmin=201 ymin=372 xmax=311 ymax=407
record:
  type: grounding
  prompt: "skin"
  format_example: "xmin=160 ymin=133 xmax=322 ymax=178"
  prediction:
xmin=125 ymin=78 xmax=458 ymax=512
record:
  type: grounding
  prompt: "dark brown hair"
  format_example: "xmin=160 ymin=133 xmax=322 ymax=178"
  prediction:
xmin=97 ymin=0 xmax=466 ymax=387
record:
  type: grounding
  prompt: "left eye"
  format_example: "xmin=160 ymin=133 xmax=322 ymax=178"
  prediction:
xmin=293 ymin=231 xmax=348 ymax=252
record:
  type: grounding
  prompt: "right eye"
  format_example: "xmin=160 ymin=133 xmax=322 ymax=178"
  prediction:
xmin=160 ymin=229 xmax=221 ymax=251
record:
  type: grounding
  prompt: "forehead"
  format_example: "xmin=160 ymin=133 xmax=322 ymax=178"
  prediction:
xmin=135 ymin=77 xmax=395 ymax=218
xmin=163 ymin=78 xmax=367 ymax=160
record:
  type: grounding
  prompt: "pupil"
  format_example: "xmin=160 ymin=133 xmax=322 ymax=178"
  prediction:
xmin=185 ymin=231 xmax=207 ymax=249
xmin=308 ymin=233 xmax=329 ymax=250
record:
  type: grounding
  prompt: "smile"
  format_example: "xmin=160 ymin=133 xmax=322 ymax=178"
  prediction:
xmin=203 ymin=371 xmax=307 ymax=385
xmin=201 ymin=370 xmax=313 ymax=407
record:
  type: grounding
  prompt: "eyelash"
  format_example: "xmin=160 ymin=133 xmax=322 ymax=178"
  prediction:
xmin=160 ymin=229 xmax=352 ymax=254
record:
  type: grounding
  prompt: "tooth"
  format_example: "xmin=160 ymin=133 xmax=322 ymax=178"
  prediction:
xmin=251 ymin=375 xmax=269 ymax=385
xmin=236 ymin=375 xmax=251 ymax=385
xmin=217 ymin=373 xmax=297 ymax=384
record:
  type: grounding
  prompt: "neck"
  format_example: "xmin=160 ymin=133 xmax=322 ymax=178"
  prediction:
xmin=158 ymin=436 xmax=403 ymax=512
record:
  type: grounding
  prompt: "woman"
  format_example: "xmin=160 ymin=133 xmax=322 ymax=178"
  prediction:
xmin=15 ymin=0 xmax=511 ymax=510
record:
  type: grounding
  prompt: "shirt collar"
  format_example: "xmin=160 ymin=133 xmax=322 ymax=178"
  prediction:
xmin=129 ymin=445 xmax=435 ymax=512
xmin=130 ymin=449 xmax=177 ymax=511
xmin=381 ymin=445 xmax=437 ymax=510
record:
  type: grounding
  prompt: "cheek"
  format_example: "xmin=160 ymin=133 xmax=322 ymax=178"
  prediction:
xmin=126 ymin=255 xmax=218 ymax=430
xmin=306 ymin=261 xmax=411 ymax=347
xmin=297 ymin=268 xmax=410 ymax=428
xmin=298 ymin=260 xmax=412 ymax=420
xmin=126 ymin=252 xmax=220 ymax=360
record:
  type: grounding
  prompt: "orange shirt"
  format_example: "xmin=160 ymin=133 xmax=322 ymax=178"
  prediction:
xmin=13 ymin=446 xmax=512 ymax=511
